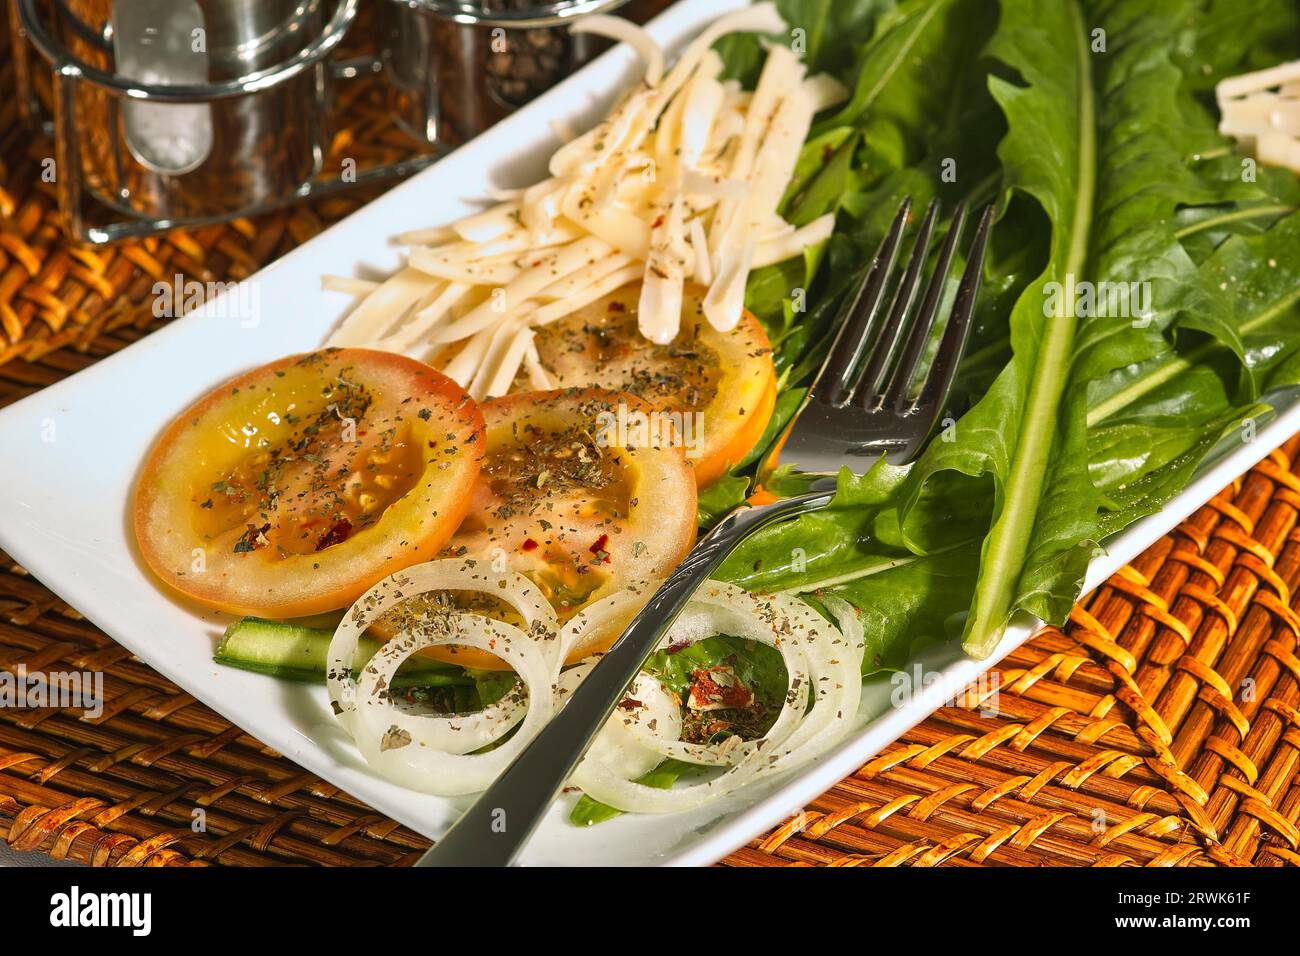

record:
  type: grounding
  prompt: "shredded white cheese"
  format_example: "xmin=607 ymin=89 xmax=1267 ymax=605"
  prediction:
xmin=323 ymin=3 xmax=837 ymax=397
xmin=1216 ymin=60 xmax=1300 ymax=173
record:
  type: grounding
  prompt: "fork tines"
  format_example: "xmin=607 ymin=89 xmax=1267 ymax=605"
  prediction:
xmin=815 ymin=197 xmax=995 ymax=414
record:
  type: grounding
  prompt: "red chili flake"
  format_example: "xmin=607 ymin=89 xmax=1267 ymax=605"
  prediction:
xmin=521 ymin=538 xmax=539 ymax=552
xmin=589 ymin=534 xmax=609 ymax=556
xmin=315 ymin=518 xmax=353 ymax=551
xmin=618 ymin=697 xmax=644 ymax=710
xmin=651 ymin=214 xmax=666 ymax=229
xmin=688 ymin=666 xmax=753 ymax=711
xmin=665 ymin=640 xmax=692 ymax=655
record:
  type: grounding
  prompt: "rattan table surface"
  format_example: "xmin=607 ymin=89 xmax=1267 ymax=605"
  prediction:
xmin=2 ymin=10 xmax=1299 ymax=869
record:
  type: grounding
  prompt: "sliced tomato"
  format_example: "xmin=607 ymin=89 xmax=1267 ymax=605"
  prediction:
xmin=133 ymin=348 xmax=484 ymax=618
xmin=388 ymin=388 xmax=697 ymax=670
xmin=529 ymin=282 xmax=777 ymax=487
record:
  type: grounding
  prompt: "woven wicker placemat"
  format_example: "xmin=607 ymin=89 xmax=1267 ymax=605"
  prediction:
xmin=2 ymin=5 xmax=1298 ymax=869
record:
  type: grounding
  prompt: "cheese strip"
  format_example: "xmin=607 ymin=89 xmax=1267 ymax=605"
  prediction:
xmin=572 ymin=16 xmax=665 ymax=86
xmin=1219 ymin=91 xmax=1280 ymax=138
xmin=429 ymin=235 xmax=613 ymax=344
xmin=442 ymin=326 xmax=496 ymax=386
xmin=707 ymin=79 xmax=813 ymax=331
xmin=410 ymin=249 xmax=524 ymax=285
xmin=679 ymin=73 xmax=726 ymax=169
xmin=1256 ymin=128 xmax=1300 ymax=170
xmin=378 ymin=282 xmax=472 ymax=353
xmin=321 ymin=276 xmax=380 ymax=296
xmin=468 ymin=319 xmax=529 ymax=400
xmin=689 ymin=216 xmax=713 ymax=286
xmin=639 ymin=195 xmax=690 ymax=343
xmin=452 ymin=202 xmax=522 ymax=243
xmin=481 ymin=324 xmax=536 ymax=400
xmin=524 ymin=340 xmax=554 ymax=390
xmin=803 ymin=74 xmax=850 ymax=113
xmin=1217 ymin=59 xmax=1300 ymax=103
xmin=394 ymin=226 xmax=456 ymax=246
xmin=754 ymin=214 xmax=836 ymax=269
xmin=326 ymin=268 xmax=436 ymax=347
xmin=560 ymin=192 xmax=652 ymax=260
xmin=1271 ymin=100 xmax=1300 ymax=135
xmin=531 ymin=263 xmax=644 ymax=326
xmin=708 ymin=44 xmax=802 ymax=267
xmin=533 ymin=253 xmax=634 ymax=302
xmin=1217 ymin=65 xmax=1300 ymax=173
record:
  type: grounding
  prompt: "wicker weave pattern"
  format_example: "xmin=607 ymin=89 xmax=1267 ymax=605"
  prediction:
xmin=725 ymin=439 xmax=1300 ymax=867
xmin=0 ymin=7 xmax=424 ymax=369
xmin=0 ymin=548 xmax=435 ymax=866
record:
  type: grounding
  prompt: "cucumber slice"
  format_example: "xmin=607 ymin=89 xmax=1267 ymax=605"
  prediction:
xmin=215 ymin=618 xmax=471 ymax=688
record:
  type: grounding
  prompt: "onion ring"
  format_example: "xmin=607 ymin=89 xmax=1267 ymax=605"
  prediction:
xmin=351 ymin=613 xmax=556 ymax=795
xmin=570 ymin=582 xmax=858 ymax=813
xmin=327 ymin=560 xmax=560 ymax=795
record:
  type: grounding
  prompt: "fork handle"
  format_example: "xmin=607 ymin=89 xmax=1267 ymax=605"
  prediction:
xmin=417 ymin=486 xmax=835 ymax=867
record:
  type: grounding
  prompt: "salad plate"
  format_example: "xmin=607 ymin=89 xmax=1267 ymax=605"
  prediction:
xmin=1 ymin=0 xmax=1299 ymax=866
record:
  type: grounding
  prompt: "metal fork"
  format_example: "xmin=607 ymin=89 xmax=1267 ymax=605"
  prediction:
xmin=418 ymin=196 xmax=995 ymax=866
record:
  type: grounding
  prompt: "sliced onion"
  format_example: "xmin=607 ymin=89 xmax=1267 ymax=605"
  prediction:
xmin=560 ymin=663 xmax=679 ymax=781
xmin=822 ymin=594 xmax=867 ymax=670
xmin=570 ymin=582 xmax=859 ymax=813
xmin=361 ymin=616 xmax=527 ymax=757
xmin=351 ymin=613 xmax=556 ymax=795
xmin=558 ymin=585 xmax=652 ymax=661
xmin=327 ymin=566 xmax=864 ymax=812
xmin=621 ymin=602 xmax=810 ymax=769
xmin=327 ymin=559 xmax=558 ymax=728
xmin=327 ymin=560 xmax=562 ymax=796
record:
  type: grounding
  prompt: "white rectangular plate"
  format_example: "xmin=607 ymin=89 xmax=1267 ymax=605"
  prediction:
xmin=2 ymin=0 xmax=1298 ymax=866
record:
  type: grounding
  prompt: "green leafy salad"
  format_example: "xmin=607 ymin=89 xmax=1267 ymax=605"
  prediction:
xmin=713 ymin=0 xmax=1300 ymax=665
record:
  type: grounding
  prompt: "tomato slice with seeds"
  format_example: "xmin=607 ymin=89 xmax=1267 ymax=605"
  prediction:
xmin=389 ymin=388 xmax=697 ymax=670
xmin=530 ymin=282 xmax=777 ymax=487
xmin=133 ymin=349 xmax=484 ymax=618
